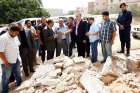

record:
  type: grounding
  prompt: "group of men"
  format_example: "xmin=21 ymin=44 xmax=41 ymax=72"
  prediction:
xmin=0 ymin=3 xmax=132 ymax=93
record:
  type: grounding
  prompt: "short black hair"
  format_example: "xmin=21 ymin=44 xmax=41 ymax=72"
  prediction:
xmin=47 ymin=20 xmax=53 ymax=25
xmin=8 ymin=18 xmax=15 ymax=24
xmin=9 ymin=23 xmax=20 ymax=32
xmin=89 ymin=17 xmax=94 ymax=21
xmin=120 ymin=3 xmax=127 ymax=8
xmin=69 ymin=17 xmax=74 ymax=20
xmin=25 ymin=20 xmax=31 ymax=25
xmin=102 ymin=11 xmax=109 ymax=16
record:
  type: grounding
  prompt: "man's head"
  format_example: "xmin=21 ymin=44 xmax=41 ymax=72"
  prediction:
xmin=8 ymin=23 xmax=20 ymax=37
xmin=102 ymin=11 xmax=109 ymax=21
xmin=68 ymin=17 xmax=74 ymax=23
xmin=47 ymin=20 xmax=54 ymax=28
xmin=75 ymin=13 xmax=82 ymax=22
xmin=120 ymin=3 xmax=128 ymax=11
xmin=25 ymin=20 xmax=32 ymax=28
xmin=41 ymin=17 xmax=46 ymax=25
xmin=59 ymin=19 xmax=64 ymax=27
xmin=17 ymin=23 xmax=23 ymax=30
xmin=37 ymin=19 xmax=41 ymax=25
xmin=89 ymin=17 xmax=94 ymax=24
xmin=8 ymin=18 xmax=15 ymax=24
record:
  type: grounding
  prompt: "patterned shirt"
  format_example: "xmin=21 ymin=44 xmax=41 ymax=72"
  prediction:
xmin=100 ymin=20 xmax=116 ymax=43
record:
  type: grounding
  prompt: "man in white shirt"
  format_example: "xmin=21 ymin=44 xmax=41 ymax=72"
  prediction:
xmin=0 ymin=23 xmax=22 ymax=93
xmin=55 ymin=19 xmax=70 ymax=56
xmin=86 ymin=17 xmax=100 ymax=63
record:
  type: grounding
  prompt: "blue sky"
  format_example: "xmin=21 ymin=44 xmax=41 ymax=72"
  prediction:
xmin=42 ymin=0 xmax=94 ymax=12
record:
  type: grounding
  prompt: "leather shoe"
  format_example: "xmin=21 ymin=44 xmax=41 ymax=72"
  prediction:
xmin=117 ymin=51 xmax=124 ymax=53
xmin=126 ymin=53 xmax=130 ymax=57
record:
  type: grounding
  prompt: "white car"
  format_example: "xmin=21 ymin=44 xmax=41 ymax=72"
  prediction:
xmin=16 ymin=18 xmax=41 ymax=27
xmin=132 ymin=25 xmax=140 ymax=38
xmin=0 ymin=26 xmax=8 ymax=35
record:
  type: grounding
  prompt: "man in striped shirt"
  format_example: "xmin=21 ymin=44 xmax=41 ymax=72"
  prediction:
xmin=100 ymin=11 xmax=116 ymax=63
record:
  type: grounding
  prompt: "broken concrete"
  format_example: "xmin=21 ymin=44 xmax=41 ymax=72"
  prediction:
xmin=11 ymin=50 xmax=140 ymax=93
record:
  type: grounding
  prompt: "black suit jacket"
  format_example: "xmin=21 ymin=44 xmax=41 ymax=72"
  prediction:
xmin=74 ymin=20 xmax=88 ymax=42
xmin=117 ymin=11 xmax=132 ymax=28
xmin=19 ymin=29 xmax=34 ymax=49
xmin=43 ymin=28 xmax=56 ymax=51
xmin=19 ymin=30 xmax=29 ymax=48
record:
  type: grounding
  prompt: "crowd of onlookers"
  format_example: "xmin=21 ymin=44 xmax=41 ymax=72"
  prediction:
xmin=0 ymin=3 xmax=132 ymax=93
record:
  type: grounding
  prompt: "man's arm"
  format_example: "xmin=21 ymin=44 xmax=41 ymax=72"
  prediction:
xmin=0 ymin=52 xmax=9 ymax=66
xmin=112 ymin=31 xmax=116 ymax=44
xmin=125 ymin=11 xmax=132 ymax=27
xmin=86 ymin=24 xmax=100 ymax=36
xmin=86 ymin=32 xmax=99 ymax=36
xmin=111 ymin=22 xmax=117 ymax=44
xmin=0 ymin=37 xmax=9 ymax=66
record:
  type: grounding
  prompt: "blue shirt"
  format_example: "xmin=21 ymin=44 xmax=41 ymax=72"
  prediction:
xmin=89 ymin=23 xmax=100 ymax=43
xmin=56 ymin=26 xmax=68 ymax=39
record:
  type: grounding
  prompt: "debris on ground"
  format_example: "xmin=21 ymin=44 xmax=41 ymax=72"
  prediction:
xmin=11 ymin=50 xmax=140 ymax=93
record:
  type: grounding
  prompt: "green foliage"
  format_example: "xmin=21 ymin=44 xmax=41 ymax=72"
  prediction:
xmin=0 ymin=0 xmax=50 ymax=24
xmin=68 ymin=10 xmax=75 ymax=15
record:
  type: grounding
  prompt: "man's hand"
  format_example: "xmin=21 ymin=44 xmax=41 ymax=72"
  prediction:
xmin=68 ymin=29 xmax=72 ymax=32
xmin=54 ymin=34 xmax=58 ymax=38
xmin=5 ymin=61 xmax=10 ymax=68
xmin=86 ymin=32 xmax=92 ymax=36
xmin=119 ymin=25 xmax=124 ymax=30
xmin=112 ymin=40 xmax=114 ymax=45
xmin=83 ymin=40 xmax=86 ymax=43
xmin=86 ymin=32 xmax=89 ymax=36
xmin=57 ymin=32 xmax=63 ymax=36
xmin=0 ymin=52 xmax=10 ymax=68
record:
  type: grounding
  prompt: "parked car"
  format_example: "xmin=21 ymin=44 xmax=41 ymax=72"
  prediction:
xmin=0 ymin=26 xmax=8 ymax=35
xmin=16 ymin=18 xmax=41 ymax=27
xmin=132 ymin=25 xmax=140 ymax=38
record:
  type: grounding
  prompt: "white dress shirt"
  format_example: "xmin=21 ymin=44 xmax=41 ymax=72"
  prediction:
xmin=89 ymin=23 xmax=100 ymax=43
xmin=0 ymin=32 xmax=19 ymax=64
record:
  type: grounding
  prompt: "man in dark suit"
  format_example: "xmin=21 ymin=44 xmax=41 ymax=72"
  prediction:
xmin=18 ymin=20 xmax=35 ymax=77
xmin=38 ymin=17 xmax=47 ymax=62
xmin=117 ymin=3 xmax=132 ymax=56
xmin=74 ymin=13 xmax=88 ymax=57
xmin=43 ymin=20 xmax=56 ymax=60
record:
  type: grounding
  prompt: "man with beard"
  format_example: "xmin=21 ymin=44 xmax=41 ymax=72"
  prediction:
xmin=117 ymin=3 xmax=132 ymax=56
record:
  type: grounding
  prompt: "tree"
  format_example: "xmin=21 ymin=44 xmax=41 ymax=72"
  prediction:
xmin=0 ymin=0 xmax=50 ymax=24
xmin=68 ymin=10 xmax=75 ymax=15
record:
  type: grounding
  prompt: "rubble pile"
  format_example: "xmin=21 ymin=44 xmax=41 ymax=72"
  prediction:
xmin=12 ymin=50 xmax=140 ymax=93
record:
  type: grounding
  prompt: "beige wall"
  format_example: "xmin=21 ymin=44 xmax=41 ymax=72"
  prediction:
xmin=108 ymin=0 xmax=140 ymax=13
xmin=88 ymin=0 xmax=108 ymax=14
xmin=88 ymin=2 xmax=95 ymax=14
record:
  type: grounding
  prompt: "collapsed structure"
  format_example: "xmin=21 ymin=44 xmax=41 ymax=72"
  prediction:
xmin=12 ymin=50 xmax=140 ymax=93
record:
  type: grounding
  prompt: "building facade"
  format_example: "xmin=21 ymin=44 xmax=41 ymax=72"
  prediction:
xmin=108 ymin=0 xmax=140 ymax=13
xmin=88 ymin=2 xmax=95 ymax=14
xmin=88 ymin=0 xmax=108 ymax=14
